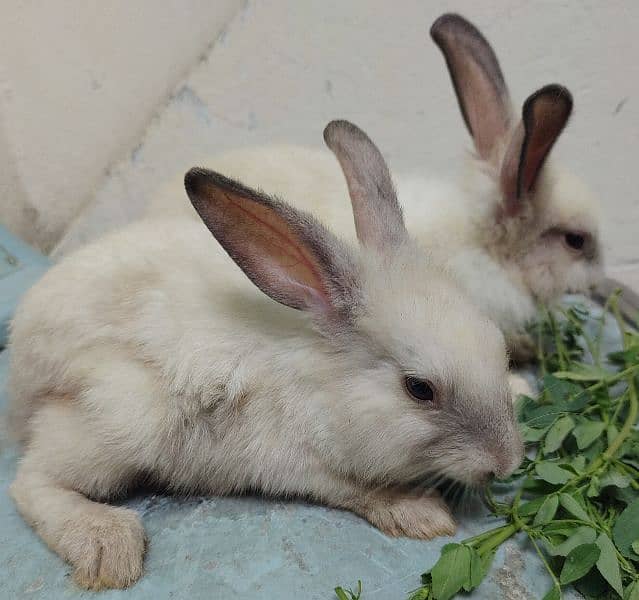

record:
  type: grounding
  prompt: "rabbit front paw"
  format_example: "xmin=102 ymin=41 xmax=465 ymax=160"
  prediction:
xmin=62 ymin=506 xmax=147 ymax=590
xmin=358 ymin=488 xmax=456 ymax=539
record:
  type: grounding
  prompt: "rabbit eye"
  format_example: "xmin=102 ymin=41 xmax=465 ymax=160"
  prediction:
xmin=564 ymin=232 xmax=585 ymax=251
xmin=404 ymin=376 xmax=436 ymax=405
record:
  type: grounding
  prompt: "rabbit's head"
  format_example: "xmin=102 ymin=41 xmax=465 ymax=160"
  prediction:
xmin=185 ymin=120 xmax=523 ymax=489
xmin=431 ymin=13 xmax=602 ymax=303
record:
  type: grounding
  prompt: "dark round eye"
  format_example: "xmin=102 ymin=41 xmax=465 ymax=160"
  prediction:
xmin=404 ymin=376 xmax=436 ymax=404
xmin=564 ymin=232 xmax=585 ymax=251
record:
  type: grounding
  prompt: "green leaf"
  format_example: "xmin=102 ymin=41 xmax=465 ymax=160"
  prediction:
xmin=632 ymin=539 xmax=639 ymax=554
xmin=595 ymin=533 xmax=624 ymax=597
xmin=572 ymin=420 xmax=606 ymax=450
xmin=554 ymin=363 xmax=613 ymax=381
xmin=335 ymin=588 xmax=350 ymax=600
xmin=541 ymin=585 xmax=561 ymax=600
xmin=533 ymin=495 xmax=559 ymax=526
xmin=570 ymin=454 xmax=586 ymax=472
xmin=544 ymin=416 xmax=575 ymax=454
xmin=430 ymin=544 xmax=472 ymax=600
xmin=535 ymin=462 xmax=573 ymax=485
xmin=599 ymin=470 xmax=632 ymax=489
xmin=625 ymin=580 xmax=639 ymax=600
xmin=518 ymin=496 xmax=547 ymax=516
xmin=583 ymin=438 xmax=606 ymax=462
xmin=525 ymin=404 xmax=568 ymax=428
xmin=464 ymin=547 xmax=492 ymax=592
xmin=587 ymin=476 xmax=601 ymax=498
xmin=558 ymin=493 xmax=591 ymax=522
xmin=334 ymin=581 xmax=362 ymax=600
xmin=564 ymin=392 xmax=590 ymax=412
xmin=522 ymin=424 xmax=550 ymax=442
xmin=480 ymin=550 xmax=495 ymax=583
xmin=543 ymin=374 xmax=581 ymax=403
xmin=559 ymin=543 xmax=600 ymax=584
xmin=543 ymin=521 xmax=578 ymax=538
xmin=547 ymin=526 xmax=597 ymax=556
xmin=613 ymin=498 xmax=639 ymax=558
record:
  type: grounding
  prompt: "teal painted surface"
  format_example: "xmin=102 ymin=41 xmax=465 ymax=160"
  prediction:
xmin=0 ymin=226 xmax=49 ymax=347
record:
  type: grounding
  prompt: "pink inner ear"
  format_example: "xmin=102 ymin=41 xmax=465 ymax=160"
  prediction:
xmin=216 ymin=189 xmax=333 ymax=312
xmin=460 ymin=60 xmax=511 ymax=160
xmin=519 ymin=96 xmax=569 ymax=193
xmin=500 ymin=92 xmax=571 ymax=217
xmin=499 ymin=122 xmax=526 ymax=214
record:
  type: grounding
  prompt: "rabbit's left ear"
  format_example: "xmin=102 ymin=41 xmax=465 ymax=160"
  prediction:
xmin=500 ymin=84 xmax=573 ymax=215
xmin=184 ymin=168 xmax=358 ymax=324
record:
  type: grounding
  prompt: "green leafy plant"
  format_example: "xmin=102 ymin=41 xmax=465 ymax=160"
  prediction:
xmin=336 ymin=293 xmax=639 ymax=600
xmin=335 ymin=580 xmax=362 ymax=600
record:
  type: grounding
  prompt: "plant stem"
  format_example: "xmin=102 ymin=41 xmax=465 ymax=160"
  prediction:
xmin=603 ymin=295 xmax=638 ymax=461
xmin=528 ymin=534 xmax=561 ymax=591
xmin=476 ymin=523 xmax=520 ymax=555
xmin=594 ymin=291 xmax=619 ymax=361
xmin=549 ymin=310 xmax=568 ymax=370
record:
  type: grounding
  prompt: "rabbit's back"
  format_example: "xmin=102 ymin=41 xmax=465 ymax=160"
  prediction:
xmin=148 ymin=146 xmax=534 ymax=340
xmin=150 ymin=145 xmax=357 ymax=240
xmin=7 ymin=217 xmax=309 ymax=444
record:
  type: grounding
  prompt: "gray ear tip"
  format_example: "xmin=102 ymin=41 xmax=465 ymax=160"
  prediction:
xmin=544 ymin=84 xmax=573 ymax=104
xmin=524 ymin=84 xmax=574 ymax=115
xmin=323 ymin=119 xmax=364 ymax=149
xmin=184 ymin=167 xmax=212 ymax=196
xmin=430 ymin=13 xmax=475 ymax=41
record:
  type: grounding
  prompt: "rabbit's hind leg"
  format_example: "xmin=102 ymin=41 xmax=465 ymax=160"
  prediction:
xmin=9 ymin=401 xmax=147 ymax=590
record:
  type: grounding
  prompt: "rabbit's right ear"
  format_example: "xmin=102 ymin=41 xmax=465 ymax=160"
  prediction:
xmin=323 ymin=120 xmax=406 ymax=252
xmin=499 ymin=85 xmax=573 ymax=215
xmin=185 ymin=168 xmax=356 ymax=322
xmin=431 ymin=13 xmax=512 ymax=161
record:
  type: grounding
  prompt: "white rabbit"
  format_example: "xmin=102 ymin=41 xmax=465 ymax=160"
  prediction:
xmin=150 ymin=14 xmax=602 ymax=361
xmin=7 ymin=120 xmax=523 ymax=590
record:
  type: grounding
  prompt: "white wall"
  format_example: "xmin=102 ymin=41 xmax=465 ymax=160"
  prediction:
xmin=1 ymin=1 xmax=638 ymax=288
xmin=0 ymin=0 xmax=241 ymax=250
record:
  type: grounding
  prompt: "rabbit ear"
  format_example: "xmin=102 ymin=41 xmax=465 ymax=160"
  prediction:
xmin=323 ymin=120 xmax=406 ymax=252
xmin=431 ymin=13 xmax=512 ymax=161
xmin=184 ymin=168 xmax=356 ymax=321
xmin=500 ymin=85 xmax=573 ymax=215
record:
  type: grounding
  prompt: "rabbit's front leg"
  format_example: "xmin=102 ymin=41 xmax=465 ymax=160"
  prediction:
xmin=334 ymin=485 xmax=456 ymax=539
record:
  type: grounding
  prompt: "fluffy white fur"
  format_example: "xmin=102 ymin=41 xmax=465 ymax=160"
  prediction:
xmin=149 ymin=15 xmax=603 ymax=362
xmin=150 ymin=144 xmax=601 ymax=360
xmin=8 ymin=124 xmax=523 ymax=589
